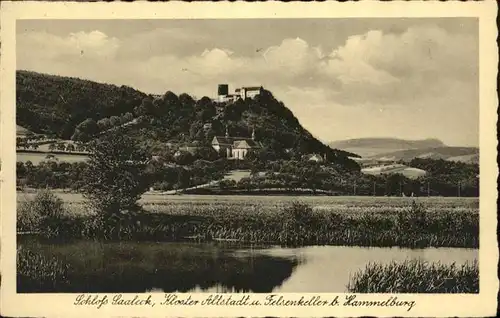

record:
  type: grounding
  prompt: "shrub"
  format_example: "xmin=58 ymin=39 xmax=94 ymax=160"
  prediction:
xmin=219 ymin=179 xmax=237 ymax=190
xmin=17 ymin=201 xmax=42 ymax=233
xmin=152 ymin=181 xmax=172 ymax=191
xmin=17 ymin=189 xmax=67 ymax=237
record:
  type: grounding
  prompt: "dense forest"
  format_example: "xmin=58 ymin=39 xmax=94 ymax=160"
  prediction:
xmin=16 ymin=70 xmax=358 ymax=170
xmin=16 ymin=71 xmax=147 ymax=139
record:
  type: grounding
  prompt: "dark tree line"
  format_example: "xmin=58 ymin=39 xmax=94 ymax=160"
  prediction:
xmin=17 ymin=161 xmax=88 ymax=190
xmin=229 ymin=158 xmax=479 ymax=197
xmin=16 ymin=156 xmax=230 ymax=192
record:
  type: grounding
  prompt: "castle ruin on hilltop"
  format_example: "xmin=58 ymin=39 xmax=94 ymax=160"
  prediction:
xmin=216 ymin=84 xmax=263 ymax=103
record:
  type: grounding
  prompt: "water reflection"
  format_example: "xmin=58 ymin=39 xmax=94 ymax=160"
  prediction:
xmin=18 ymin=236 xmax=477 ymax=293
xmin=17 ymin=237 xmax=299 ymax=293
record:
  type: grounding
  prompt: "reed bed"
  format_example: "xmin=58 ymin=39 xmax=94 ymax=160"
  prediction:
xmin=346 ymin=259 xmax=479 ymax=293
xmin=17 ymin=192 xmax=479 ymax=248
xmin=17 ymin=246 xmax=70 ymax=291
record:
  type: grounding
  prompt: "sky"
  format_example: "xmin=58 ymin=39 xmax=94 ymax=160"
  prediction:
xmin=17 ymin=18 xmax=479 ymax=146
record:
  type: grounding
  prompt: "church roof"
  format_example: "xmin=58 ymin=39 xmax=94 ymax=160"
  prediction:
xmin=212 ymin=136 xmax=262 ymax=148
xmin=233 ymin=139 xmax=262 ymax=149
xmin=212 ymin=136 xmax=237 ymax=145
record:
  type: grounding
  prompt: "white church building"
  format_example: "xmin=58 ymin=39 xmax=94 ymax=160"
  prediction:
xmin=211 ymin=128 xmax=262 ymax=160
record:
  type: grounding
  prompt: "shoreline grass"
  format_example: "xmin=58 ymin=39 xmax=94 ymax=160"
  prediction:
xmin=17 ymin=246 xmax=70 ymax=292
xmin=17 ymin=191 xmax=479 ymax=248
xmin=346 ymin=259 xmax=479 ymax=293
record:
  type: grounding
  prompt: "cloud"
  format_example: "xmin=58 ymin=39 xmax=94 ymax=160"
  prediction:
xmin=263 ymin=38 xmax=324 ymax=75
xmin=67 ymin=31 xmax=120 ymax=57
xmin=317 ymin=25 xmax=478 ymax=106
xmin=16 ymin=24 xmax=478 ymax=146
xmin=18 ymin=30 xmax=120 ymax=61
xmin=116 ymin=27 xmax=212 ymax=59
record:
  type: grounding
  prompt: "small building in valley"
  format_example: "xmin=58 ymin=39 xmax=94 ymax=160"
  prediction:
xmin=303 ymin=153 xmax=326 ymax=162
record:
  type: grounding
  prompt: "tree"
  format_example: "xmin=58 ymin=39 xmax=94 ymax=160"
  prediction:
xmin=75 ymin=142 xmax=86 ymax=152
xmin=196 ymin=103 xmax=216 ymax=122
xmin=71 ymin=118 xmax=99 ymax=142
xmin=16 ymin=162 xmax=26 ymax=178
xmin=65 ymin=143 xmax=76 ymax=152
xmin=219 ymin=179 xmax=236 ymax=190
xmin=134 ymin=97 xmax=154 ymax=117
xmin=238 ymin=177 xmax=253 ymax=192
xmin=109 ymin=116 xmax=121 ymax=127
xmin=256 ymin=146 xmax=278 ymax=162
xmin=81 ymin=133 xmax=149 ymax=225
xmin=16 ymin=137 xmax=24 ymax=149
xmin=123 ymin=112 xmax=134 ymax=123
xmin=195 ymin=96 xmax=213 ymax=109
xmin=97 ymin=118 xmax=111 ymax=130
xmin=189 ymin=121 xmax=204 ymax=140
xmin=56 ymin=143 xmax=66 ymax=151
xmin=174 ymin=151 xmax=195 ymax=165
xmin=192 ymin=147 xmax=218 ymax=161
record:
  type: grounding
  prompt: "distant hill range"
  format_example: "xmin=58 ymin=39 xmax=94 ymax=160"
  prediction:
xmin=329 ymin=138 xmax=478 ymax=164
xmin=375 ymin=147 xmax=479 ymax=164
xmin=16 ymin=70 xmax=359 ymax=170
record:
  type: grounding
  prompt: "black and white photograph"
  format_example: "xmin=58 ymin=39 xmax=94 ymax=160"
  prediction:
xmin=1 ymin=1 xmax=498 ymax=317
xmin=14 ymin=16 xmax=482 ymax=294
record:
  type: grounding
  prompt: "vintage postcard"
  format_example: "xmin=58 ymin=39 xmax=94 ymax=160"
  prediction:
xmin=0 ymin=1 xmax=498 ymax=317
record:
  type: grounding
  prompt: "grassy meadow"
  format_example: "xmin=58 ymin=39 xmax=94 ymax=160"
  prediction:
xmin=17 ymin=191 xmax=479 ymax=210
xmin=17 ymin=152 xmax=89 ymax=165
xmin=17 ymin=191 xmax=479 ymax=248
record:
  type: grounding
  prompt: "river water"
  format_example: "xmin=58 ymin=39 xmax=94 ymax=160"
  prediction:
xmin=18 ymin=238 xmax=478 ymax=293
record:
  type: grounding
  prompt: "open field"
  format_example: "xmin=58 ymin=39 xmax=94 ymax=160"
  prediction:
xmin=17 ymin=152 xmax=88 ymax=165
xmin=222 ymin=169 xmax=251 ymax=182
xmin=17 ymin=191 xmax=479 ymax=213
xmin=361 ymin=164 xmax=427 ymax=179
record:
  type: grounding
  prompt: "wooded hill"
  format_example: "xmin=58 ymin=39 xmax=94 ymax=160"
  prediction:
xmin=17 ymin=70 xmax=147 ymax=139
xmin=16 ymin=70 xmax=359 ymax=171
